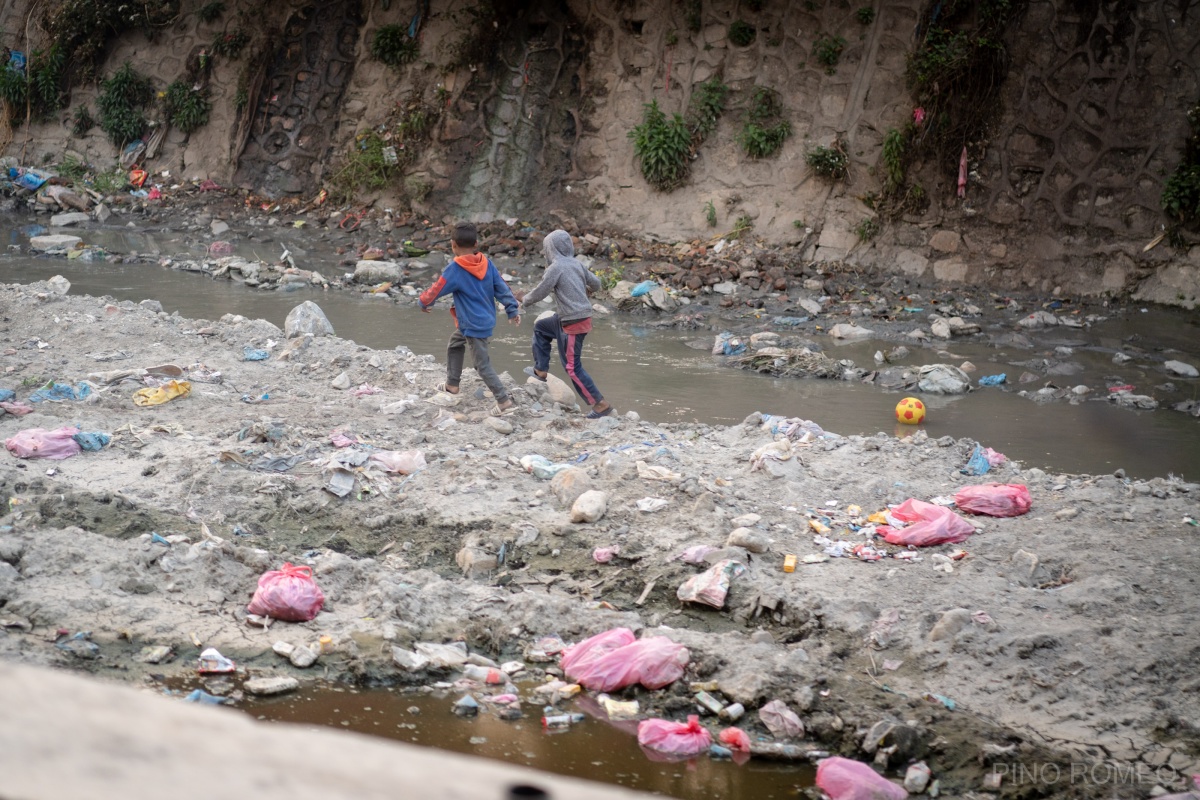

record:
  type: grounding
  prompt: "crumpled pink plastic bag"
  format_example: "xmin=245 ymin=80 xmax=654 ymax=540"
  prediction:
xmin=368 ymin=450 xmax=426 ymax=474
xmin=5 ymin=426 xmax=81 ymax=460
xmin=817 ymin=756 xmax=909 ymax=800
xmin=879 ymin=499 xmax=974 ymax=547
xmin=719 ymin=727 xmax=751 ymax=751
xmin=760 ymin=699 xmax=804 ymax=738
xmin=677 ymin=558 xmax=745 ymax=608
xmin=638 ymin=715 xmax=712 ymax=757
xmin=0 ymin=401 xmax=34 ymax=416
xmin=562 ymin=629 xmax=689 ymax=691
xmin=246 ymin=563 xmax=326 ymax=622
xmin=954 ymin=483 xmax=1032 ymax=517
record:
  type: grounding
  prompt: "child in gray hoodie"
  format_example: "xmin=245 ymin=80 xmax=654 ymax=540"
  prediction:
xmin=518 ymin=230 xmax=613 ymax=418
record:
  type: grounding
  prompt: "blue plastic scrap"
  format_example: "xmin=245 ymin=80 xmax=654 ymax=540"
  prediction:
xmin=242 ymin=346 xmax=270 ymax=361
xmin=630 ymin=280 xmax=658 ymax=297
xmin=715 ymin=332 xmax=746 ymax=356
xmin=960 ymin=444 xmax=991 ymax=476
xmin=0 ymin=388 xmax=14 ymax=403
xmin=978 ymin=373 xmax=1006 ymax=386
xmin=28 ymin=382 xmax=91 ymax=403
xmin=72 ymin=431 xmax=111 ymax=451
xmin=185 ymin=689 xmax=227 ymax=705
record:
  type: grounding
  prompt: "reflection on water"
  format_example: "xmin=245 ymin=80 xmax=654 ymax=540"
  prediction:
xmin=247 ymin=686 xmax=812 ymax=799
xmin=2 ymin=240 xmax=1198 ymax=480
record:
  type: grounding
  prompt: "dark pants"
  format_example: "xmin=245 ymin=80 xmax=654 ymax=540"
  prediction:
xmin=447 ymin=329 xmax=508 ymax=402
xmin=532 ymin=314 xmax=603 ymax=405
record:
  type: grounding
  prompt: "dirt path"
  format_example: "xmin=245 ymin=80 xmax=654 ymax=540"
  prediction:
xmin=0 ymin=278 xmax=1197 ymax=798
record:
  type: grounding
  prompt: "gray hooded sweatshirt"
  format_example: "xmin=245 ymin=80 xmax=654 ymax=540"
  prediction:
xmin=520 ymin=229 xmax=601 ymax=323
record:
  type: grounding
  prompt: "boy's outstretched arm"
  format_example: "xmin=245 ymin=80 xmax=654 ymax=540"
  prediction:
xmin=418 ymin=273 xmax=449 ymax=312
xmin=492 ymin=266 xmax=521 ymax=324
xmin=519 ymin=264 xmax=560 ymax=310
xmin=584 ymin=267 xmax=602 ymax=294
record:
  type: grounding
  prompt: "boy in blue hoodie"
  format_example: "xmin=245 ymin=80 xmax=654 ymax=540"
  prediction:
xmin=418 ymin=222 xmax=521 ymax=415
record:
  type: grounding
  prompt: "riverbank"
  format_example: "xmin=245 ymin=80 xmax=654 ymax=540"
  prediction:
xmin=1 ymin=279 xmax=1198 ymax=798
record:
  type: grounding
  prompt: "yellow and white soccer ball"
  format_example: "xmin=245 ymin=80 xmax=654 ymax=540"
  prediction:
xmin=895 ymin=396 xmax=926 ymax=425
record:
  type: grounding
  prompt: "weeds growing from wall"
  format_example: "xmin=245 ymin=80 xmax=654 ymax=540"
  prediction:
xmin=814 ymin=34 xmax=846 ymax=74
xmin=1161 ymin=101 xmax=1200 ymax=240
xmin=44 ymin=0 xmax=178 ymax=83
xmin=0 ymin=44 xmax=66 ymax=121
xmin=687 ymin=77 xmax=729 ymax=141
xmin=163 ymin=80 xmax=210 ymax=134
xmin=197 ymin=1 xmax=225 ymax=22
xmin=739 ymin=87 xmax=790 ymax=159
xmin=71 ymin=105 xmax=94 ymax=135
xmin=630 ymin=99 xmax=692 ymax=191
xmin=96 ymin=62 xmax=153 ymax=147
xmin=372 ymin=25 xmax=420 ymax=70
xmin=806 ymin=139 xmax=848 ymax=180
xmin=729 ymin=20 xmax=756 ymax=47
xmin=211 ymin=30 xmax=249 ymax=58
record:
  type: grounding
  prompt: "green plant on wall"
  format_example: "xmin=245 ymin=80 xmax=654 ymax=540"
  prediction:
xmin=686 ymin=76 xmax=729 ymax=141
xmin=705 ymin=199 xmax=717 ymax=227
xmin=738 ymin=86 xmax=791 ymax=159
xmin=855 ymin=217 xmax=880 ymax=241
xmin=71 ymin=104 xmax=95 ymax=135
xmin=211 ymin=30 xmax=249 ymax=58
xmin=198 ymin=1 xmax=225 ymax=22
xmin=43 ymin=0 xmax=178 ymax=83
xmin=881 ymin=127 xmax=906 ymax=192
xmin=372 ymin=24 xmax=420 ymax=69
xmin=814 ymin=34 xmax=846 ymax=74
xmin=629 ymin=99 xmax=692 ymax=191
xmin=729 ymin=20 xmax=756 ymax=47
xmin=96 ymin=62 xmax=153 ymax=147
xmin=0 ymin=44 xmax=66 ymax=121
xmin=805 ymin=139 xmax=849 ymax=180
xmin=681 ymin=0 xmax=702 ymax=32
xmin=856 ymin=6 xmax=876 ymax=24
xmin=1161 ymin=100 xmax=1200 ymax=236
xmin=163 ymin=80 xmax=210 ymax=134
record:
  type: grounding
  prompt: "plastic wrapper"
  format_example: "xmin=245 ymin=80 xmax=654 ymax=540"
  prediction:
xmin=368 ymin=449 xmax=426 ymax=474
xmin=245 ymin=563 xmax=326 ymax=622
xmin=759 ymin=699 xmax=804 ymax=738
xmin=954 ymin=484 xmax=1032 ymax=517
xmin=5 ymin=426 xmax=82 ymax=459
xmin=637 ymin=715 xmax=712 ymax=757
xmin=816 ymin=756 xmax=909 ymax=800
xmin=562 ymin=629 xmax=689 ymax=691
xmin=879 ymin=499 xmax=974 ymax=547
xmin=718 ymin=727 xmax=751 ymax=751
xmin=676 ymin=559 xmax=745 ymax=608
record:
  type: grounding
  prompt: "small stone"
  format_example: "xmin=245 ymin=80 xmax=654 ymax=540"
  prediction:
xmin=928 ymin=608 xmax=972 ymax=641
xmin=391 ymin=646 xmax=431 ymax=672
xmin=731 ymin=513 xmax=761 ymax=528
xmin=51 ymin=212 xmax=91 ymax=227
xmin=1009 ymin=549 xmax=1040 ymax=586
xmin=1054 ymin=507 xmax=1079 ymax=520
xmin=30 ymin=234 xmax=82 ymax=253
xmin=272 ymin=641 xmax=296 ymax=657
xmin=570 ymin=490 xmax=609 ymax=523
xmin=288 ymin=645 xmax=317 ymax=668
xmin=139 ymin=299 xmax=163 ymax=313
xmin=551 ymin=467 xmax=592 ymax=507
xmin=331 ymin=372 xmax=351 ymax=390
xmin=211 ymin=220 xmax=230 ymax=236
xmin=93 ymin=204 xmax=111 ymax=223
xmin=46 ymin=275 xmax=71 ymax=295
xmin=485 ymin=416 xmax=513 ymax=434
xmin=1112 ymin=352 xmax=1132 ymax=365
xmin=726 ymin=527 xmax=768 ymax=553
xmin=284 ymin=300 xmax=335 ymax=338
xmin=244 ymin=676 xmax=299 ymax=696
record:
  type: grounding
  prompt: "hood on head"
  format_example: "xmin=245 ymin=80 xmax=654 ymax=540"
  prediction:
xmin=543 ymin=229 xmax=575 ymax=262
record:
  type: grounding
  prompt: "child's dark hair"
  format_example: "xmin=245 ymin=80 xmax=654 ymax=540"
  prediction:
xmin=452 ymin=222 xmax=478 ymax=248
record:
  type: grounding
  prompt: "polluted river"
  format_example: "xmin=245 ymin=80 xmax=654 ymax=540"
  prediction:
xmin=1 ymin=218 xmax=1199 ymax=800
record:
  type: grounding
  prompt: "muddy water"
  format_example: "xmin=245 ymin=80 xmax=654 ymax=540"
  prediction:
xmin=240 ymin=685 xmax=811 ymax=799
xmin=3 ymin=236 xmax=1199 ymax=479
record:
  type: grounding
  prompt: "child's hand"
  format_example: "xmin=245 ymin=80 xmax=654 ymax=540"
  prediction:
xmin=419 ymin=304 xmax=431 ymax=313
xmin=509 ymin=314 xmax=522 ymax=326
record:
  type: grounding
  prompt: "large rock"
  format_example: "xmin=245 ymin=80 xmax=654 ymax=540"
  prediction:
xmin=550 ymin=468 xmax=592 ymax=507
xmin=30 ymin=234 xmax=82 ymax=254
xmin=285 ymin=301 xmax=335 ymax=338
xmin=917 ymin=364 xmax=972 ymax=394
xmin=570 ymin=490 xmax=608 ymax=523
xmin=862 ymin=720 xmax=925 ymax=767
xmin=50 ymin=212 xmax=91 ymax=227
xmin=244 ymin=676 xmax=299 ymax=696
xmin=353 ymin=260 xmax=402 ymax=283
xmin=928 ymin=608 xmax=972 ymax=641
xmin=1165 ymin=360 xmax=1199 ymax=378
xmin=544 ymin=373 xmax=577 ymax=408
xmin=829 ymin=323 xmax=873 ymax=339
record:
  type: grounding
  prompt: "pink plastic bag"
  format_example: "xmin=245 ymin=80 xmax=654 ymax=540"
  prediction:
xmin=561 ymin=628 xmax=636 ymax=678
xmin=593 ymin=545 xmax=621 ymax=563
xmin=817 ymin=756 xmax=909 ymax=800
xmin=5 ymin=426 xmax=81 ymax=460
xmin=676 ymin=558 xmax=745 ymax=608
xmin=954 ymin=483 xmax=1032 ymax=517
xmin=880 ymin=499 xmax=974 ymax=547
xmin=246 ymin=563 xmax=326 ymax=622
xmin=760 ymin=699 xmax=804 ymax=738
xmin=0 ymin=401 xmax=34 ymax=416
xmin=563 ymin=630 xmax=690 ymax=691
xmin=638 ymin=715 xmax=712 ymax=757
xmin=719 ymin=727 xmax=751 ymax=751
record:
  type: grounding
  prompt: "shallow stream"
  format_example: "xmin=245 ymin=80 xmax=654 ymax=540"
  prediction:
xmin=3 ymin=227 xmax=1198 ymax=480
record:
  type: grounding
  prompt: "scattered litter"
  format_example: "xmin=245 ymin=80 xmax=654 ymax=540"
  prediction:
xmin=638 ymin=715 xmax=712 ymax=758
xmin=72 ymin=431 xmax=111 ymax=451
xmin=593 ymin=545 xmax=621 ymax=563
xmin=132 ymin=380 xmax=191 ymax=406
xmin=877 ymin=499 xmax=975 ymax=547
xmin=760 ymin=699 xmax=805 ymax=738
xmin=924 ymin=692 xmax=956 ymax=710
xmin=636 ymin=497 xmax=669 ymax=513
xmin=184 ymin=689 xmax=227 ymax=705
xmin=242 ymin=346 xmax=270 ymax=361
xmin=677 ymin=559 xmax=745 ymax=608
xmin=712 ymin=332 xmax=746 ymax=356
xmin=978 ymin=373 xmax=1006 ymax=386
xmin=28 ymin=381 xmax=92 ymax=403
xmin=5 ymin=426 xmax=82 ymax=459
xmin=352 ymin=384 xmax=384 ymax=398
xmin=630 ymin=280 xmax=658 ymax=297
xmin=816 ymin=756 xmax=909 ymax=800
xmin=197 ymin=647 xmax=236 ymax=673
xmin=561 ymin=628 xmax=689 ymax=691
xmin=369 ymin=450 xmax=426 ymax=474
xmin=954 ymin=483 xmax=1031 ymax=517
xmin=636 ymin=460 xmax=681 ymax=482
xmin=246 ymin=563 xmax=326 ymax=622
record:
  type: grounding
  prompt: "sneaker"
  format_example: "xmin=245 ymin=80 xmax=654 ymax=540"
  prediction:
xmin=523 ymin=366 xmax=548 ymax=382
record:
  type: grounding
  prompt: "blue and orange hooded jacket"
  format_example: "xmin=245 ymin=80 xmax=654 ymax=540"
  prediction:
xmin=418 ymin=252 xmax=519 ymax=338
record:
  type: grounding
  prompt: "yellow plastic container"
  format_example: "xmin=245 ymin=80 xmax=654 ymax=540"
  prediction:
xmin=783 ymin=554 xmax=797 ymax=573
